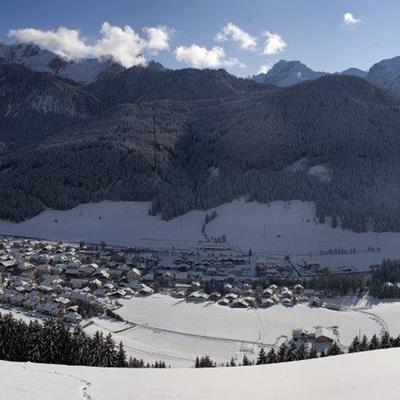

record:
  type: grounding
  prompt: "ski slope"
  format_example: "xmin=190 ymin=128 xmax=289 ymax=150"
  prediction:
xmin=2 ymin=349 xmax=400 ymax=399
xmin=0 ymin=199 xmax=400 ymax=267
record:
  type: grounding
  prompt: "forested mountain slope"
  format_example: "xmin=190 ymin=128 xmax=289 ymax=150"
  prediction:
xmin=368 ymin=56 xmax=400 ymax=93
xmin=1 ymin=61 xmax=400 ymax=232
xmin=0 ymin=60 xmax=100 ymax=149
xmin=86 ymin=65 xmax=266 ymax=106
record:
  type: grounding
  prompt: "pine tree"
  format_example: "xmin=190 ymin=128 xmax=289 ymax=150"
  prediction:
xmin=360 ymin=335 xmax=369 ymax=351
xmin=348 ymin=336 xmax=361 ymax=353
xmin=256 ymin=348 xmax=267 ymax=365
xmin=369 ymin=334 xmax=380 ymax=350
xmin=116 ymin=342 xmax=127 ymax=367
xmin=391 ymin=335 xmax=400 ymax=347
xmin=266 ymin=348 xmax=277 ymax=364
xmin=104 ymin=333 xmax=117 ymax=367
xmin=27 ymin=320 xmax=44 ymax=363
xmin=285 ymin=344 xmax=297 ymax=362
xmin=242 ymin=354 xmax=251 ymax=366
xmin=327 ymin=342 xmax=343 ymax=356
xmin=277 ymin=343 xmax=288 ymax=362
xmin=380 ymin=332 xmax=392 ymax=349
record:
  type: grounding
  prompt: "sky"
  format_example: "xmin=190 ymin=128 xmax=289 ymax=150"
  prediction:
xmin=1 ymin=0 xmax=400 ymax=76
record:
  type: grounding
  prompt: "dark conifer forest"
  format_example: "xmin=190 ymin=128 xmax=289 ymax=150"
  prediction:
xmin=0 ymin=313 xmax=166 ymax=368
xmin=2 ymin=59 xmax=400 ymax=232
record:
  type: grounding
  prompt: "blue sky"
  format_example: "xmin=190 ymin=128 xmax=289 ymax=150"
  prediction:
xmin=1 ymin=0 xmax=400 ymax=76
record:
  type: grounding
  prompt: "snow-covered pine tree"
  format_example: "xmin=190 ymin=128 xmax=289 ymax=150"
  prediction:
xmin=348 ymin=335 xmax=361 ymax=353
xmin=327 ymin=342 xmax=343 ymax=356
xmin=116 ymin=342 xmax=128 ymax=367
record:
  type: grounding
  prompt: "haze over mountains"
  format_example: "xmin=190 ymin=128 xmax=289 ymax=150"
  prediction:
xmin=3 ymin=43 xmax=400 ymax=232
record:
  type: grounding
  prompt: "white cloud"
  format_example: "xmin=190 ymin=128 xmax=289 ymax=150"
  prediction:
xmin=258 ymin=64 xmax=271 ymax=74
xmin=91 ymin=23 xmax=146 ymax=67
xmin=175 ymin=44 xmax=244 ymax=69
xmin=215 ymin=22 xmax=257 ymax=50
xmin=143 ymin=25 xmax=171 ymax=52
xmin=9 ymin=22 xmax=172 ymax=67
xmin=343 ymin=12 xmax=361 ymax=26
xmin=262 ymin=31 xmax=287 ymax=55
xmin=8 ymin=26 xmax=89 ymax=60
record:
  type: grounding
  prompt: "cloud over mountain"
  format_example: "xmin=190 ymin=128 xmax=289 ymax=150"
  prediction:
xmin=9 ymin=22 xmax=172 ymax=67
xmin=175 ymin=44 xmax=244 ymax=68
xmin=262 ymin=31 xmax=287 ymax=55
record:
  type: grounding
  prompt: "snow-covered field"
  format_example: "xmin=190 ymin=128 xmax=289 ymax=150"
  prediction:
xmin=1 ymin=200 xmax=400 ymax=270
xmin=2 ymin=348 xmax=400 ymax=399
xmin=0 ymin=201 xmax=205 ymax=249
xmin=4 ymin=295 xmax=399 ymax=369
xmin=206 ymin=200 xmax=400 ymax=269
xmin=0 ymin=305 xmax=37 ymax=324
xmin=106 ymin=294 xmax=383 ymax=367
xmin=327 ymin=297 xmax=400 ymax=336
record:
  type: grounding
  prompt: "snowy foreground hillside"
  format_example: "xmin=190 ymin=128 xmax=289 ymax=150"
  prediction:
xmin=0 ymin=199 xmax=400 ymax=269
xmin=2 ymin=349 xmax=399 ymax=399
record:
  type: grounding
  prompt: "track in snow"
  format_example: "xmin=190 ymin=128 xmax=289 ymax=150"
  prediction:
xmin=22 ymin=362 xmax=93 ymax=400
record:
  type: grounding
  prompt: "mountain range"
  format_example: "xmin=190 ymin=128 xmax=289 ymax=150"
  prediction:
xmin=2 ymin=40 xmax=400 ymax=93
xmin=251 ymin=58 xmax=400 ymax=93
xmin=3 ymin=44 xmax=400 ymax=232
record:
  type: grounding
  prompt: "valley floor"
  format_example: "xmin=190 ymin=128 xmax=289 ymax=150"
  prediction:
xmin=2 ymin=348 xmax=400 ymax=399
xmin=0 ymin=199 xmax=399 ymax=271
xmin=102 ymin=294 xmax=399 ymax=367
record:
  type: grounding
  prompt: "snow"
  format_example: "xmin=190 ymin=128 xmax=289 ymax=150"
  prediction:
xmin=59 ymin=58 xmax=112 ymax=84
xmin=327 ymin=298 xmax=400 ymax=337
xmin=206 ymin=200 xmax=400 ymax=269
xmin=109 ymin=294 xmax=382 ymax=366
xmin=0 ymin=201 xmax=205 ymax=249
xmin=0 ymin=42 xmax=120 ymax=84
xmin=0 ymin=305 xmax=37 ymax=324
xmin=287 ymin=157 xmax=307 ymax=172
xmin=1 ymin=199 xmax=400 ymax=269
xmin=308 ymin=164 xmax=332 ymax=182
xmin=2 ymin=348 xmax=400 ymax=399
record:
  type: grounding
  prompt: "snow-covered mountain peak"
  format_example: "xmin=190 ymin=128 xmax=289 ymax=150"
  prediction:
xmin=0 ymin=42 xmax=125 ymax=84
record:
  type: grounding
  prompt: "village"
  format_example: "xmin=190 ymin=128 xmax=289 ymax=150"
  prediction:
xmin=0 ymin=233 xmax=356 ymax=323
xmin=0 ymin=231 xmax=397 ymax=368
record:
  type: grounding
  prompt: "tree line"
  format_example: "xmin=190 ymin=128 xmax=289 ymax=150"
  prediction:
xmin=0 ymin=313 xmax=166 ymax=368
xmin=195 ymin=331 xmax=400 ymax=368
xmin=369 ymin=259 xmax=400 ymax=298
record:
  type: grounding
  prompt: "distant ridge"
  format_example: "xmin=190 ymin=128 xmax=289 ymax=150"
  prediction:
xmin=252 ymin=60 xmax=326 ymax=87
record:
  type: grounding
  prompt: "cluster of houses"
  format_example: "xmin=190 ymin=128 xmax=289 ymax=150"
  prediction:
xmin=0 ymin=237 xmax=157 ymax=322
xmin=0 ymin=236 xmax=276 ymax=320
xmin=0 ymin=235 xmax=329 ymax=321
xmin=182 ymin=282 xmax=318 ymax=309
